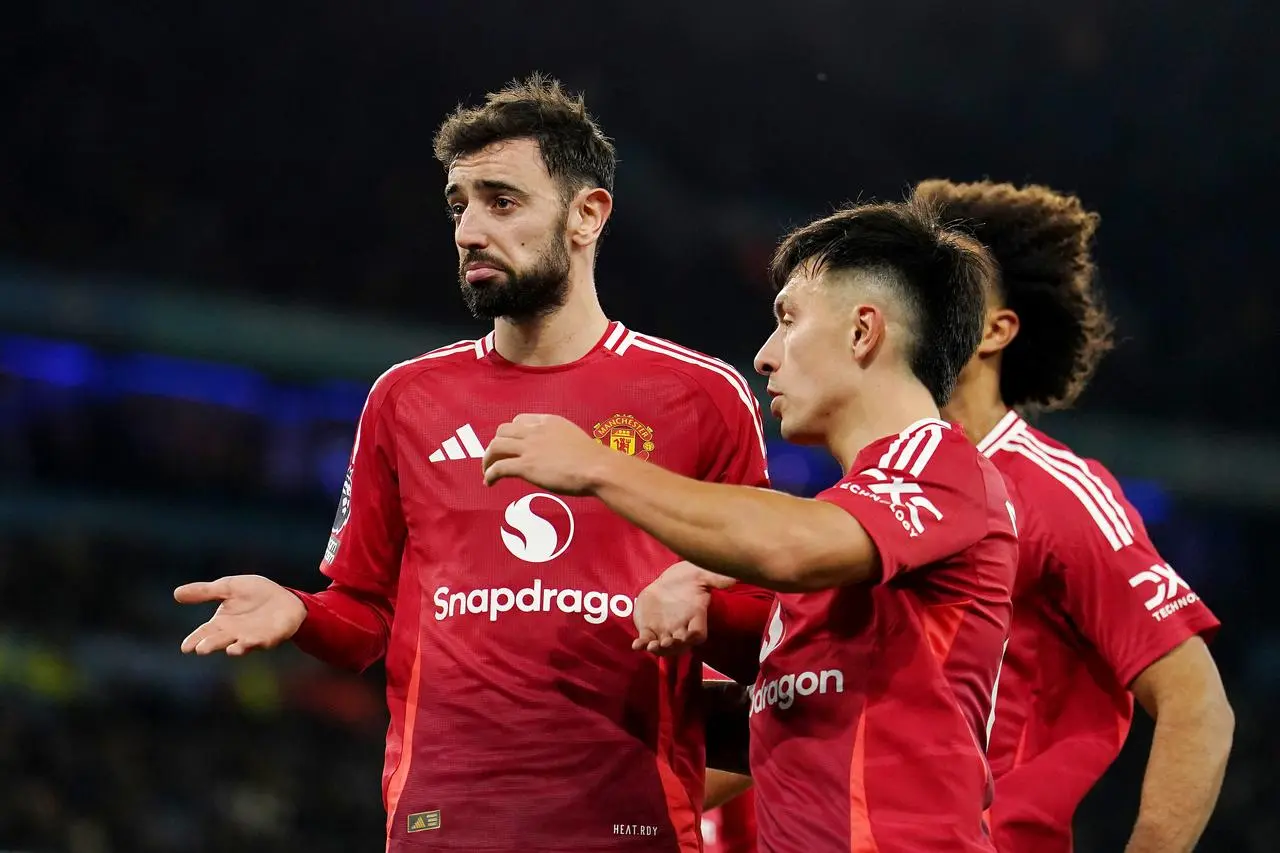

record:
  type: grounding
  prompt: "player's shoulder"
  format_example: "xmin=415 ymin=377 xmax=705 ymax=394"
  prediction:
xmin=366 ymin=337 xmax=487 ymax=402
xmin=609 ymin=325 xmax=758 ymax=409
xmin=868 ymin=418 xmax=985 ymax=480
xmin=980 ymin=413 xmax=1138 ymax=551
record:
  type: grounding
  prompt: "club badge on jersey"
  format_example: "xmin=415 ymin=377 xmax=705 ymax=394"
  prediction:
xmin=593 ymin=413 xmax=655 ymax=460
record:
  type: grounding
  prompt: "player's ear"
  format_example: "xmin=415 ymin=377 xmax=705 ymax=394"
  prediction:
xmin=849 ymin=304 xmax=886 ymax=364
xmin=568 ymin=188 xmax=613 ymax=248
xmin=977 ymin=307 xmax=1020 ymax=357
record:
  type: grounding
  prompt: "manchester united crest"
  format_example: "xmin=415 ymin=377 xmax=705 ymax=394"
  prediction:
xmin=593 ymin=414 xmax=655 ymax=460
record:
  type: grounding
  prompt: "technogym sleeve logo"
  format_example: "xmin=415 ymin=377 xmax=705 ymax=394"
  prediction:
xmin=501 ymin=493 xmax=575 ymax=563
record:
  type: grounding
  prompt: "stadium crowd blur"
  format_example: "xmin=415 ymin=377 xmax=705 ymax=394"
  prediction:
xmin=3 ymin=2 xmax=1276 ymax=851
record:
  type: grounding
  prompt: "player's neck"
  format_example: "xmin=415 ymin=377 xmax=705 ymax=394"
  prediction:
xmin=827 ymin=380 xmax=942 ymax=474
xmin=940 ymin=365 xmax=1010 ymax=448
xmin=492 ymin=279 xmax=610 ymax=367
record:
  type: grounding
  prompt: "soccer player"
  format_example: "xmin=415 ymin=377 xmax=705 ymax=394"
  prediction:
xmin=914 ymin=178 xmax=1232 ymax=852
xmin=174 ymin=75 xmax=773 ymax=852
xmin=481 ymin=200 xmax=1020 ymax=852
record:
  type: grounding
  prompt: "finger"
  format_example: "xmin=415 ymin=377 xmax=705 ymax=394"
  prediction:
xmin=671 ymin=627 xmax=689 ymax=644
xmin=701 ymin=570 xmax=738 ymax=590
xmin=492 ymin=422 xmax=523 ymax=440
xmin=651 ymin=635 xmax=691 ymax=657
xmin=632 ymin=626 xmax=658 ymax=651
xmin=174 ymin=579 xmax=229 ymax=604
xmin=181 ymin=622 xmax=216 ymax=654
xmin=226 ymin=640 xmax=250 ymax=657
xmin=483 ymin=458 xmax=518 ymax=487
xmin=194 ymin=630 xmax=237 ymax=655
xmin=481 ymin=437 xmax=520 ymax=471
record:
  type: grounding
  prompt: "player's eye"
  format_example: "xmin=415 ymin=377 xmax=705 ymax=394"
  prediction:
xmin=446 ymin=203 xmax=465 ymax=220
xmin=494 ymin=197 xmax=516 ymax=211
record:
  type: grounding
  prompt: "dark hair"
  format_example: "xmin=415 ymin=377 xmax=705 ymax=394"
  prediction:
xmin=433 ymin=73 xmax=616 ymax=199
xmin=769 ymin=199 xmax=994 ymax=406
xmin=914 ymin=179 xmax=1113 ymax=411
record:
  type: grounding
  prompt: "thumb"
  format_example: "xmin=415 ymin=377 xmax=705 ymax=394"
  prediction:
xmin=697 ymin=569 xmax=738 ymax=590
xmin=174 ymin=578 xmax=231 ymax=604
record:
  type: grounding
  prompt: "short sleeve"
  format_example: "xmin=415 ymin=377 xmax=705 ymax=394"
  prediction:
xmin=698 ymin=367 xmax=770 ymax=489
xmin=1046 ymin=461 xmax=1220 ymax=687
xmin=816 ymin=426 xmax=1002 ymax=584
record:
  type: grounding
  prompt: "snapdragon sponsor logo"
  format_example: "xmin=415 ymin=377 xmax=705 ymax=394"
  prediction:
xmin=749 ymin=668 xmax=845 ymax=715
xmin=433 ymin=580 xmax=634 ymax=625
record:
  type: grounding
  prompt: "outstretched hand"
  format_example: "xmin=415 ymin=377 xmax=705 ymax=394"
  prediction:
xmin=174 ymin=575 xmax=306 ymax=657
xmin=633 ymin=561 xmax=736 ymax=656
xmin=482 ymin=413 xmax=613 ymax=494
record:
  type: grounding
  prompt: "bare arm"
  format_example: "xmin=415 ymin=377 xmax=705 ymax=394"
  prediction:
xmin=586 ymin=450 xmax=879 ymax=592
xmin=706 ymin=769 xmax=754 ymax=811
xmin=481 ymin=413 xmax=879 ymax=590
xmin=1124 ymin=637 xmax=1233 ymax=853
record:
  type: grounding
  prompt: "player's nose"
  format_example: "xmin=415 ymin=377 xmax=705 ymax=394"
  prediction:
xmin=754 ymin=335 xmax=780 ymax=376
xmin=453 ymin=209 xmax=489 ymax=251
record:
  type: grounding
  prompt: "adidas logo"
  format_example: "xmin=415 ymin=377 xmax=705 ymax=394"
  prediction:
xmin=407 ymin=809 xmax=441 ymax=833
xmin=428 ymin=424 xmax=485 ymax=462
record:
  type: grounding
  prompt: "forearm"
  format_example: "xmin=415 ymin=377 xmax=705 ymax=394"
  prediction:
xmin=289 ymin=584 xmax=392 ymax=672
xmin=705 ymin=769 xmax=753 ymax=810
xmin=589 ymin=453 xmax=872 ymax=590
xmin=1125 ymin=701 xmax=1233 ymax=853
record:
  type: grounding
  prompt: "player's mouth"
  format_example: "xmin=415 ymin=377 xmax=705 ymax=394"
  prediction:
xmin=463 ymin=262 xmax=505 ymax=285
xmin=767 ymin=389 xmax=783 ymax=416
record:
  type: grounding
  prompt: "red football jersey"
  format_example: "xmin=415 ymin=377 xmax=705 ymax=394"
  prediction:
xmin=703 ymin=793 xmax=758 ymax=853
xmin=976 ymin=412 xmax=1221 ymax=853
xmin=748 ymin=419 xmax=1017 ymax=853
xmin=290 ymin=322 xmax=770 ymax=852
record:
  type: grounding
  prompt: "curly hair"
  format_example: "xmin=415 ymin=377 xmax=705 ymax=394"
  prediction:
xmin=769 ymin=198 xmax=994 ymax=407
xmin=913 ymin=179 xmax=1114 ymax=411
xmin=433 ymin=73 xmax=616 ymax=199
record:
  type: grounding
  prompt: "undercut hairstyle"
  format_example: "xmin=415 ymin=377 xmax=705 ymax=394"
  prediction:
xmin=914 ymin=179 xmax=1113 ymax=411
xmin=433 ymin=73 xmax=616 ymax=200
xmin=769 ymin=199 xmax=995 ymax=406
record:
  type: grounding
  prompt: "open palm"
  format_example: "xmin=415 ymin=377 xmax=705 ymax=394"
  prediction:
xmin=175 ymin=574 xmax=306 ymax=656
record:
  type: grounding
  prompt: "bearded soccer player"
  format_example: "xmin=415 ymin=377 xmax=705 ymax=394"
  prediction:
xmin=912 ymin=179 xmax=1233 ymax=853
xmin=174 ymin=75 xmax=773 ymax=852
xmin=482 ymin=200 xmax=1020 ymax=852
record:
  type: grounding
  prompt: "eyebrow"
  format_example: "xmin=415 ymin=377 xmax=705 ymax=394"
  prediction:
xmin=444 ymin=179 xmax=529 ymax=199
xmin=772 ymin=298 xmax=786 ymax=321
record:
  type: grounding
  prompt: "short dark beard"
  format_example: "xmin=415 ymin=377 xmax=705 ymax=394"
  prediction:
xmin=459 ymin=218 xmax=572 ymax=322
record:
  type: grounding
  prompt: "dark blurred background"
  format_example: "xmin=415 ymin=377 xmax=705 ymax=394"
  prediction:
xmin=2 ymin=2 xmax=1276 ymax=851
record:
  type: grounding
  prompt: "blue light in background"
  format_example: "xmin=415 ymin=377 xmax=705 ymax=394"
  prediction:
xmin=766 ymin=439 xmax=842 ymax=496
xmin=0 ymin=333 xmax=366 ymax=426
xmin=111 ymin=352 xmax=269 ymax=413
xmin=1117 ymin=478 xmax=1171 ymax=525
xmin=0 ymin=336 xmax=96 ymax=388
